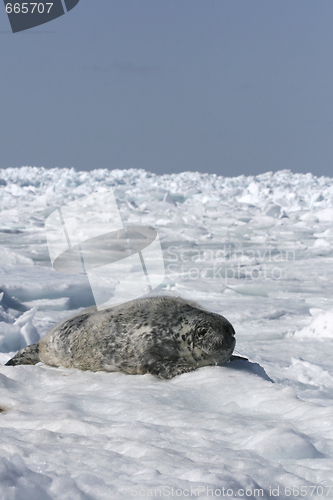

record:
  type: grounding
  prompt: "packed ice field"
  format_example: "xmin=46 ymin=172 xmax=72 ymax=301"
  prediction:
xmin=0 ymin=166 xmax=333 ymax=500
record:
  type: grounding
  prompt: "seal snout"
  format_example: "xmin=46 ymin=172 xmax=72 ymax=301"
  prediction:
xmin=201 ymin=332 xmax=235 ymax=356
xmin=224 ymin=334 xmax=236 ymax=352
xmin=198 ymin=317 xmax=236 ymax=357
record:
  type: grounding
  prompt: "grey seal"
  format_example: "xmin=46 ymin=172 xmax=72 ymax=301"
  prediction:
xmin=5 ymin=296 xmax=236 ymax=379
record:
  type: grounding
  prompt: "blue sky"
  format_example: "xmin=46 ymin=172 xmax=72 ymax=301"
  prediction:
xmin=1 ymin=0 xmax=332 ymax=177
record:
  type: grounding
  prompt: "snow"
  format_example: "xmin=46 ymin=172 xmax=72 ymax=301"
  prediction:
xmin=0 ymin=166 xmax=333 ymax=499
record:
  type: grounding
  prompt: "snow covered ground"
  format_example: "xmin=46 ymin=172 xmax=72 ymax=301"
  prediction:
xmin=0 ymin=166 xmax=333 ymax=499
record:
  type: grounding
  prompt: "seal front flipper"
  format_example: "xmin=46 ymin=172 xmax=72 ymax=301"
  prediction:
xmin=166 ymin=364 xmax=196 ymax=379
xmin=143 ymin=360 xmax=196 ymax=379
xmin=5 ymin=342 xmax=40 ymax=366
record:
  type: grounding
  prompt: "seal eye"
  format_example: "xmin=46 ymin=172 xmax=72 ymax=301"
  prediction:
xmin=197 ymin=328 xmax=207 ymax=338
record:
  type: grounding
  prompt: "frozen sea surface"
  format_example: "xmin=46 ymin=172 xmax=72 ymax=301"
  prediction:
xmin=0 ymin=167 xmax=333 ymax=499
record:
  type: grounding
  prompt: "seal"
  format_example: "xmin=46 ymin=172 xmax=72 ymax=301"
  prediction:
xmin=5 ymin=296 xmax=236 ymax=379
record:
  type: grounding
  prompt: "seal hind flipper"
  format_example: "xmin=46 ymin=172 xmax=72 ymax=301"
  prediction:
xmin=5 ymin=342 xmax=40 ymax=366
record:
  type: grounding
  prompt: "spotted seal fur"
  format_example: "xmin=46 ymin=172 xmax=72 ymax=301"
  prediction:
xmin=5 ymin=296 xmax=236 ymax=379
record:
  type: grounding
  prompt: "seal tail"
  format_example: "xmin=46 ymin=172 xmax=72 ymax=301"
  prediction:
xmin=5 ymin=342 xmax=40 ymax=366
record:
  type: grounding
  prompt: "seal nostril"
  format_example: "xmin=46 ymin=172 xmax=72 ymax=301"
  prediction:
xmin=224 ymin=324 xmax=235 ymax=336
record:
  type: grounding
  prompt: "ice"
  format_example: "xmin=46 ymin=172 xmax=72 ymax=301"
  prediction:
xmin=0 ymin=166 xmax=333 ymax=499
xmin=243 ymin=427 xmax=322 ymax=460
xmin=292 ymin=310 xmax=333 ymax=338
xmin=12 ymin=307 xmax=40 ymax=346
xmin=0 ymin=307 xmax=39 ymax=353
xmin=0 ymin=247 xmax=34 ymax=267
